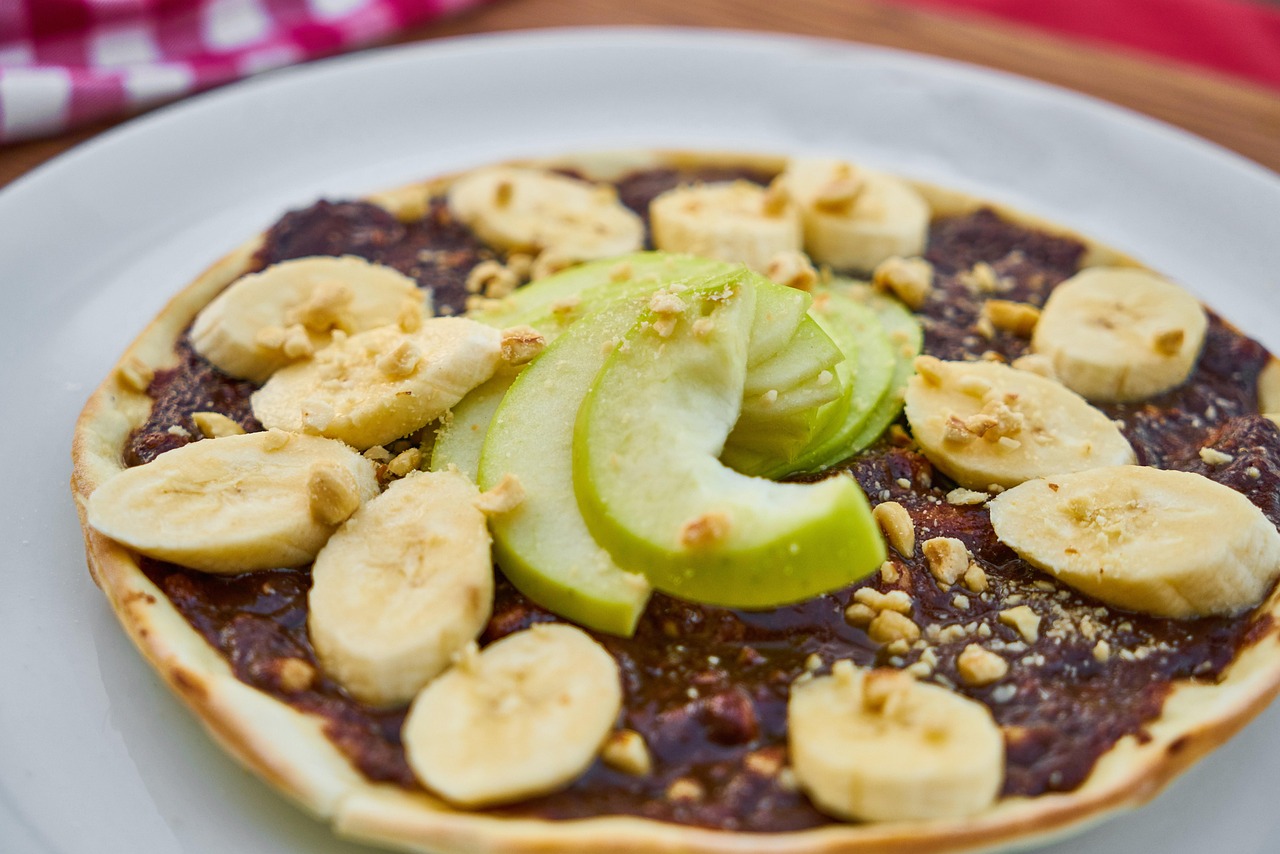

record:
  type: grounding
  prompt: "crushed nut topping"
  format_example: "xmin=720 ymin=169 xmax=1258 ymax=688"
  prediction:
xmin=1000 ymin=606 xmax=1043 ymax=644
xmin=765 ymin=250 xmax=818 ymax=291
xmin=475 ymin=473 xmax=526 ymax=515
xmin=1198 ymin=447 xmax=1234 ymax=466
xmin=872 ymin=256 xmax=934 ymax=310
xmin=307 ymin=464 xmax=361 ymax=526
xmin=680 ymin=511 xmax=732 ymax=548
xmin=923 ymin=537 xmax=971 ymax=585
xmin=983 ymin=299 xmax=1040 ymax=338
xmin=386 ymin=447 xmax=422 ymax=478
xmin=375 ymin=339 xmax=422 ymax=379
xmin=500 ymin=325 xmax=546 ymax=365
xmin=868 ymin=610 xmax=921 ymax=644
xmin=946 ymin=487 xmax=990 ymax=506
xmin=963 ymin=563 xmax=990 ymax=593
xmin=285 ymin=280 xmax=353 ymax=331
xmin=276 ymin=657 xmax=317 ymax=693
xmin=602 ymin=730 xmax=652 ymax=776
xmin=666 ymin=777 xmax=705 ymax=802
xmin=811 ymin=172 xmax=863 ymax=213
xmin=957 ymin=644 xmax=1009 ymax=686
xmin=959 ymin=261 xmax=1011 ymax=294
xmin=854 ymin=587 xmax=914 ymax=615
xmin=465 ymin=259 xmax=519 ymax=299
xmin=872 ymin=501 xmax=915 ymax=556
xmin=191 ymin=411 xmax=246 ymax=439
xmin=117 ymin=357 xmax=154 ymax=393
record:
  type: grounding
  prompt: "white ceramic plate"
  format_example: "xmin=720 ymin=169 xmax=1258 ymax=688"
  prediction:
xmin=3 ymin=27 xmax=1279 ymax=854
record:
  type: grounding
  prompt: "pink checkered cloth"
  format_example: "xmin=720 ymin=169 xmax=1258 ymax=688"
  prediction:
xmin=0 ymin=0 xmax=489 ymax=144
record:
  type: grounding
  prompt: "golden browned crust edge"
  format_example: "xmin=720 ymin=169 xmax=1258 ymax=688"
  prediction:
xmin=69 ymin=149 xmax=1280 ymax=854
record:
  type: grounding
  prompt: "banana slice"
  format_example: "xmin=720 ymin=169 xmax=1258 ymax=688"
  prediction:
xmin=190 ymin=256 xmax=426 ymax=383
xmin=308 ymin=469 xmax=494 ymax=707
xmin=251 ymin=318 xmax=504 ymax=450
xmin=649 ymin=180 xmax=802 ymax=272
xmin=403 ymin=623 xmax=622 ymax=808
xmin=1032 ymin=267 xmax=1208 ymax=402
xmin=989 ymin=465 xmax=1280 ymax=617
xmin=780 ymin=156 xmax=930 ymax=272
xmin=905 ymin=356 xmax=1135 ymax=490
xmin=85 ymin=431 xmax=379 ymax=573
xmin=447 ymin=166 xmax=644 ymax=262
xmin=789 ymin=662 xmax=1003 ymax=822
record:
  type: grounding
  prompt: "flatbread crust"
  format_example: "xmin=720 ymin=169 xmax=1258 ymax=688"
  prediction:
xmin=70 ymin=150 xmax=1280 ymax=854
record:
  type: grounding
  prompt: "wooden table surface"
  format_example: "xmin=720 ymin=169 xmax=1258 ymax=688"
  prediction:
xmin=3 ymin=0 xmax=1279 ymax=187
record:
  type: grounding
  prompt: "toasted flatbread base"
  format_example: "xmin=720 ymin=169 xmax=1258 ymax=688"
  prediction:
xmin=71 ymin=150 xmax=1280 ymax=854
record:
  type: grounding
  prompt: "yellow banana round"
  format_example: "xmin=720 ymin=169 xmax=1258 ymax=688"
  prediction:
xmin=85 ymin=430 xmax=379 ymax=573
xmin=447 ymin=166 xmax=644 ymax=262
xmin=780 ymin=156 xmax=930 ymax=272
xmin=1032 ymin=267 xmax=1208 ymax=402
xmin=788 ymin=662 xmax=1004 ymax=822
xmin=190 ymin=256 xmax=425 ymax=383
xmin=904 ymin=355 xmax=1135 ymax=490
xmin=402 ymin=623 xmax=622 ymax=808
xmin=251 ymin=317 xmax=504 ymax=450
xmin=649 ymin=180 xmax=802 ymax=272
xmin=988 ymin=465 xmax=1280 ymax=617
xmin=308 ymin=469 xmax=495 ymax=708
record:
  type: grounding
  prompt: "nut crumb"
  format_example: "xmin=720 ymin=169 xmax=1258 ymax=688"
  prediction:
xmin=854 ymin=587 xmax=913 ymax=615
xmin=602 ymin=730 xmax=652 ymax=776
xmin=1092 ymin=640 xmax=1112 ymax=663
xmin=276 ymin=657 xmax=316 ymax=693
xmin=946 ymin=487 xmax=989 ymax=506
xmin=1000 ymin=606 xmax=1042 ymax=644
xmin=872 ymin=256 xmax=934 ymax=310
xmin=500 ymin=325 xmax=546 ymax=365
xmin=844 ymin=602 xmax=877 ymax=628
xmin=475 ymin=473 xmax=525 ymax=515
xmin=868 ymin=610 xmax=921 ymax=644
xmin=963 ymin=563 xmax=989 ymax=593
xmin=680 ymin=511 xmax=732 ymax=547
xmin=1198 ymin=447 xmax=1234 ymax=466
xmin=923 ymin=537 xmax=970 ymax=585
xmin=879 ymin=560 xmax=902 ymax=584
xmin=957 ymin=644 xmax=1008 ymax=686
xmin=308 ymin=464 xmax=361 ymax=526
xmin=386 ymin=447 xmax=423 ymax=477
xmin=191 ymin=411 xmax=245 ymax=439
xmin=666 ymin=777 xmax=705 ymax=802
xmin=983 ymin=299 xmax=1040 ymax=337
xmin=117 ymin=357 xmax=154 ymax=392
xmin=872 ymin=501 xmax=915 ymax=556
xmin=765 ymin=250 xmax=818 ymax=291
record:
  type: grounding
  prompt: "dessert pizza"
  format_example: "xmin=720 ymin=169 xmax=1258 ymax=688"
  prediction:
xmin=71 ymin=150 xmax=1280 ymax=854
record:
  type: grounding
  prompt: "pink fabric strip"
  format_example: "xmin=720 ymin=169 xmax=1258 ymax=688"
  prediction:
xmin=893 ymin=0 xmax=1280 ymax=90
xmin=0 ymin=0 xmax=489 ymax=143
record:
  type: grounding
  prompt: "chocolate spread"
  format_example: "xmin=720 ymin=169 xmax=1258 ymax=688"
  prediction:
xmin=129 ymin=167 xmax=1278 ymax=831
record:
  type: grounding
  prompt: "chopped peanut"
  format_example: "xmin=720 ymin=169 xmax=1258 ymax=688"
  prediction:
xmin=872 ymin=501 xmax=915 ymax=556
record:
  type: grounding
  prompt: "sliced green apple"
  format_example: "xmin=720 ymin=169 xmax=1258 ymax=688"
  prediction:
xmin=780 ymin=286 xmax=898 ymax=473
xmin=429 ymin=371 xmax=517 ymax=481
xmin=726 ymin=315 xmax=848 ymax=459
xmin=573 ymin=276 xmax=885 ymax=609
xmin=470 ymin=251 xmax=732 ymax=334
xmin=477 ymin=269 xmax=763 ymax=635
xmin=836 ymin=280 xmax=923 ymax=455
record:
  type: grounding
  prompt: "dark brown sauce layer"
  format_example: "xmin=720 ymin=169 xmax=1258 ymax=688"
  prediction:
xmin=124 ymin=168 xmax=1278 ymax=832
